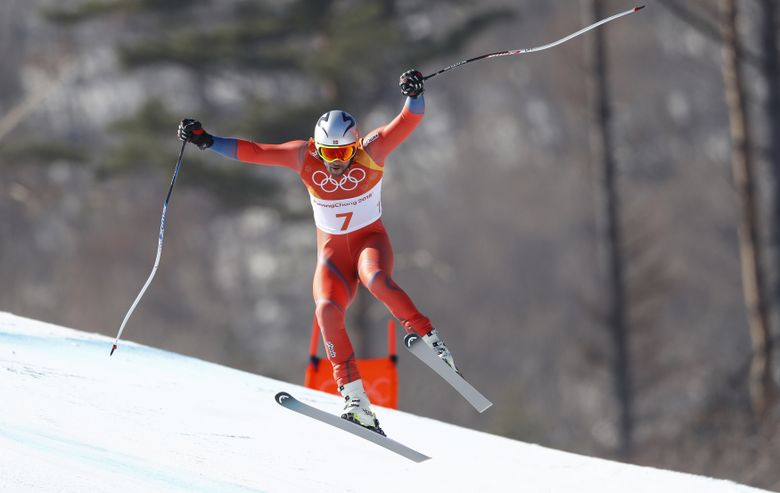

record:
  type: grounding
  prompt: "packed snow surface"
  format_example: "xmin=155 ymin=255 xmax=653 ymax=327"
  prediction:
xmin=0 ymin=312 xmax=768 ymax=492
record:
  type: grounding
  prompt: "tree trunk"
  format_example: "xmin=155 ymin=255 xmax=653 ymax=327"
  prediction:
xmin=762 ymin=0 xmax=780 ymax=394
xmin=720 ymin=0 xmax=775 ymax=417
xmin=585 ymin=0 xmax=633 ymax=459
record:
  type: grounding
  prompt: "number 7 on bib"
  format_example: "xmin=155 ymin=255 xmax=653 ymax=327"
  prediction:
xmin=336 ymin=212 xmax=354 ymax=231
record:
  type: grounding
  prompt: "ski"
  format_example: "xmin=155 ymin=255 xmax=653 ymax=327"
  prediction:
xmin=274 ymin=392 xmax=431 ymax=463
xmin=404 ymin=334 xmax=493 ymax=413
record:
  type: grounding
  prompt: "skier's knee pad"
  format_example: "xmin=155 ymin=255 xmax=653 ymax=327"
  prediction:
xmin=364 ymin=270 xmax=401 ymax=297
xmin=315 ymin=300 xmax=345 ymax=329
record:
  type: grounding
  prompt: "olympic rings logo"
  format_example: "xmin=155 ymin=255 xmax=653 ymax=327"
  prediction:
xmin=312 ymin=168 xmax=366 ymax=193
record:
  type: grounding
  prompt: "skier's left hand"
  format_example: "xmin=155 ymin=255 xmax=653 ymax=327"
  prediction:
xmin=178 ymin=118 xmax=213 ymax=150
xmin=399 ymin=69 xmax=424 ymax=98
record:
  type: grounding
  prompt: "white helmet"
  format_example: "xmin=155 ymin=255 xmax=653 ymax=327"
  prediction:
xmin=314 ymin=110 xmax=359 ymax=147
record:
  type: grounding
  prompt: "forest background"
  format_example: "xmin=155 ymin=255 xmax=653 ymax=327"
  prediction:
xmin=2 ymin=0 xmax=779 ymax=489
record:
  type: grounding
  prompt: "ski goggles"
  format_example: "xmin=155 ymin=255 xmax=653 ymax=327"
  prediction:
xmin=317 ymin=143 xmax=358 ymax=163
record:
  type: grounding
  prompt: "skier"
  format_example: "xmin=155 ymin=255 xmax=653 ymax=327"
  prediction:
xmin=178 ymin=70 xmax=458 ymax=435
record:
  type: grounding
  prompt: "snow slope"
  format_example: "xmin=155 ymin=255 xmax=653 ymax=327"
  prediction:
xmin=0 ymin=312 xmax=768 ymax=493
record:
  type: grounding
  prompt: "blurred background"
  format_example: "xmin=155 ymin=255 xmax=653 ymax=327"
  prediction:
xmin=2 ymin=0 xmax=779 ymax=489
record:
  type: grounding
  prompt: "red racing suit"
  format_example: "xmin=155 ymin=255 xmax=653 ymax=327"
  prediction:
xmin=208 ymin=98 xmax=432 ymax=386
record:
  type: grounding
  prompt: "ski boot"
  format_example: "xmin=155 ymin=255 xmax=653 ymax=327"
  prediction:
xmin=339 ymin=379 xmax=386 ymax=436
xmin=422 ymin=329 xmax=462 ymax=376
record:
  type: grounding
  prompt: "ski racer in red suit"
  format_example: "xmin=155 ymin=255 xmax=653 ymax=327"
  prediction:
xmin=178 ymin=70 xmax=458 ymax=435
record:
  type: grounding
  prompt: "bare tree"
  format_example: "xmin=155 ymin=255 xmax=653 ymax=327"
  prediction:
xmin=585 ymin=0 xmax=633 ymax=459
xmin=719 ymin=0 xmax=775 ymax=417
xmin=761 ymin=0 xmax=780 ymax=366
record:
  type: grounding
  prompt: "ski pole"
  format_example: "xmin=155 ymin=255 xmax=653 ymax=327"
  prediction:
xmin=110 ymin=140 xmax=187 ymax=356
xmin=423 ymin=5 xmax=645 ymax=81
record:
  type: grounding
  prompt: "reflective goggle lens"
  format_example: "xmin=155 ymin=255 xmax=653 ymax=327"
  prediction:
xmin=317 ymin=144 xmax=357 ymax=162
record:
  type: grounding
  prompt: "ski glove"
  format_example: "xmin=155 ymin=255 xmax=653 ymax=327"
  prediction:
xmin=178 ymin=118 xmax=213 ymax=150
xmin=399 ymin=69 xmax=424 ymax=98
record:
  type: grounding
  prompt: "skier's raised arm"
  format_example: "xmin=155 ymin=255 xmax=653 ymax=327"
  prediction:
xmin=362 ymin=70 xmax=425 ymax=163
xmin=177 ymin=118 xmax=306 ymax=173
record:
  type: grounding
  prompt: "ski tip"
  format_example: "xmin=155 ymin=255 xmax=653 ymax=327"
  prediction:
xmin=634 ymin=5 xmax=645 ymax=12
xmin=403 ymin=334 xmax=419 ymax=349
xmin=109 ymin=344 xmax=117 ymax=357
xmin=478 ymin=402 xmax=494 ymax=413
xmin=275 ymin=392 xmax=293 ymax=405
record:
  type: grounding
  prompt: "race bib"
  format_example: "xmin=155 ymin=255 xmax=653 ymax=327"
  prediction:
xmin=309 ymin=179 xmax=383 ymax=234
